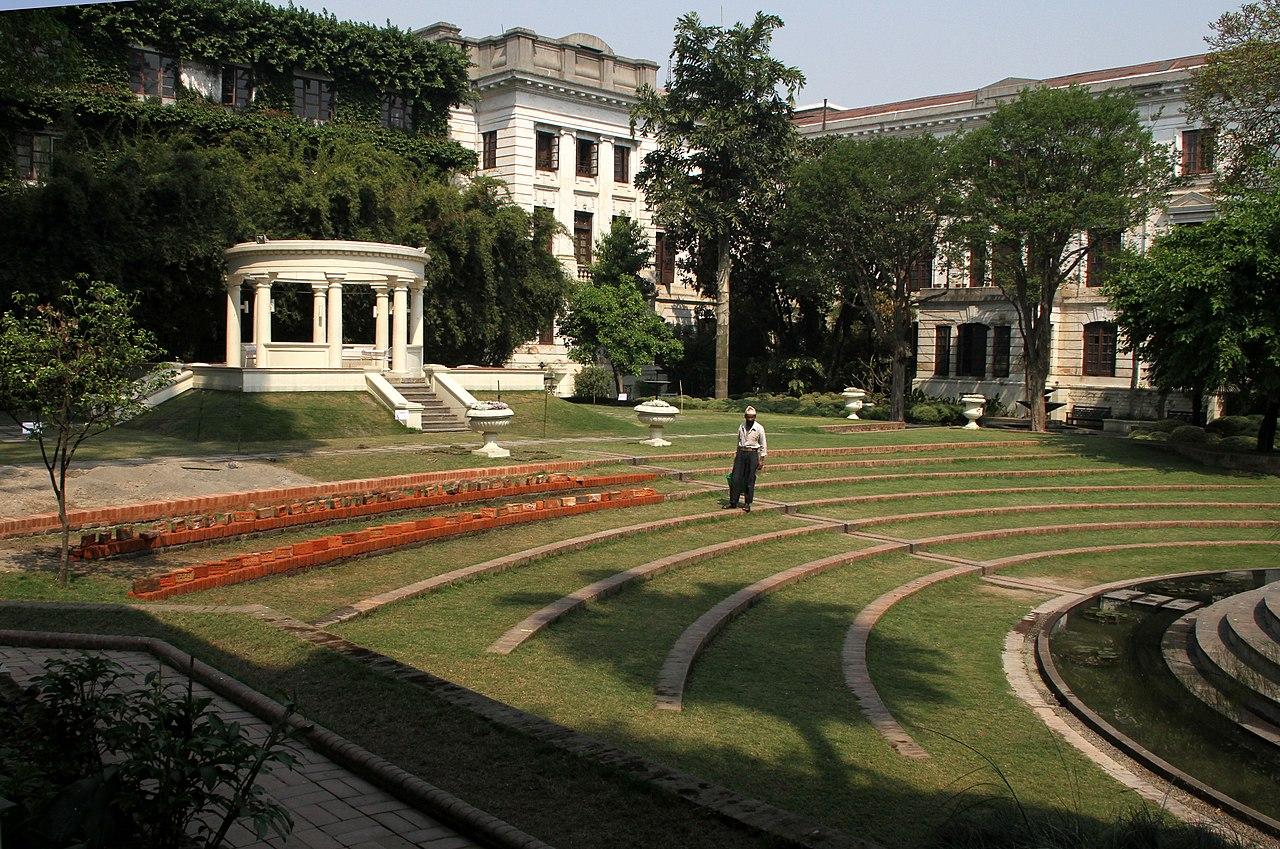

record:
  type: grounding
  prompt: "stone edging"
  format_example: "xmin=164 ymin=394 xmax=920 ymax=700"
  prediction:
xmin=487 ymin=519 xmax=838 ymax=656
xmin=1033 ymin=578 xmax=1280 ymax=838
xmin=654 ymin=542 xmax=909 ymax=711
xmin=684 ymin=452 xmax=1070 ymax=474
xmin=619 ymin=439 xmax=1041 ymax=465
xmin=910 ymin=520 xmax=1280 ymax=553
xmin=775 ymin=483 xmax=1260 ymax=508
xmin=0 ymin=629 xmax=553 ymax=849
xmin=752 ymin=466 xmax=1136 ymax=491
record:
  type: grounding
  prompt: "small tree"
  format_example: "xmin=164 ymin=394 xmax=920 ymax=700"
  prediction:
xmin=783 ymin=136 xmax=954 ymax=421
xmin=947 ymin=86 xmax=1172 ymax=431
xmin=560 ymin=283 xmax=683 ymax=395
xmin=0 ymin=278 xmax=168 ymax=583
xmin=631 ymin=12 xmax=804 ymax=399
xmin=1187 ymin=0 xmax=1280 ymax=191
xmin=592 ymin=216 xmax=655 ymax=297
xmin=1106 ymin=192 xmax=1280 ymax=451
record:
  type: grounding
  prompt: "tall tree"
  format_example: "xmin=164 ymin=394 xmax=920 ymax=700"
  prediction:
xmin=947 ymin=86 xmax=1171 ymax=431
xmin=1106 ymin=192 xmax=1280 ymax=451
xmin=1187 ymin=0 xmax=1280 ymax=191
xmin=631 ymin=12 xmax=803 ymax=399
xmin=783 ymin=136 xmax=954 ymax=420
xmin=0 ymin=279 xmax=168 ymax=584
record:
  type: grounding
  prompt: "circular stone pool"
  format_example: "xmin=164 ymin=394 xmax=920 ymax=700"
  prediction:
xmin=1043 ymin=569 xmax=1280 ymax=830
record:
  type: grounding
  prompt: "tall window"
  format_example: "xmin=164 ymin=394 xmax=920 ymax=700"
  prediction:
xmin=221 ymin=65 xmax=252 ymax=109
xmin=992 ymin=325 xmax=1012 ymax=378
xmin=1086 ymin=229 xmax=1122 ymax=287
xmin=573 ymin=211 xmax=593 ymax=272
xmin=956 ymin=324 xmax=988 ymax=378
xmin=538 ymin=319 xmax=555 ymax=346
xmin=655 ymin=231 xmax=676 ymax=291
xmin=968 ymin=241 xmax=987 ymax=287
xmin=1083 ymin=321 xmax=1117 ymax=377
xmin=576 ymin=138 xmax=598 ymax=178
xmin=933 ymin=325 xmax=952 ymax=377
xmin=293 ymin=75 xmax=334 ymax=122
xmin=1181 ymin=129 xmax=1215 ymax=177
xmin=381 ymin=93 xmax=412 ymax=130
xmin=481 ymin=131 xmax=498 ymax=170
xmin=13 ymin=132 xmax=53 ymax=181
xmin=536 ymin=131 xmax=559 ymax=171
xmin=129 ymin=48 xmax=178 ymax=100
xmin=614 ymin=145 xmax=630 ymax=183
xmin=907 ymin=253 xmax=933 ymax=291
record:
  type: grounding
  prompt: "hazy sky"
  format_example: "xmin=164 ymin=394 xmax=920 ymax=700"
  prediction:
xmin=1 ymin=0 xmax=1235 ymax=107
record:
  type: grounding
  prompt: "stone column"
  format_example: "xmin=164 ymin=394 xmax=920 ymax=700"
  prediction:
xmin=598 ymin=136 xmax=615 ymax=232
xmin=371 ymin=282 xmax=390 ymax=367
xmin=224 ymin=277 xmax=242 ymax=367
xmin=310 ymin=282 xmax=327 ymax=344
xmin=326 ymin=273 xmax=345 ymax=368
xmin=558 ymin=128 xmax=578 ymax=276
xmin=251 ymin=273 xmax=274 ymax=368
xmin=409 ymin=277 xmax=425 ymax=348
xmin=389 ymin=276 xmax=408 ymax=374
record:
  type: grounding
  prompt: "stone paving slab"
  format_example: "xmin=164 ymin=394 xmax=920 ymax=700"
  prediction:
xmin=0 ymin=646 xmax=482 ymax=849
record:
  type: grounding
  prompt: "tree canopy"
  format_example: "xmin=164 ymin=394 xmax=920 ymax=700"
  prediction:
xmin=631 ymin=11 xmax=803 ymax=398
xmin=947 ymin=85 xmax=1172 ymax=430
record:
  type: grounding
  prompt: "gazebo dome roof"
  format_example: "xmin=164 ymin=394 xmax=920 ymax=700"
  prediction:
xmin=225 ymin=239 xmax=428 ymax=284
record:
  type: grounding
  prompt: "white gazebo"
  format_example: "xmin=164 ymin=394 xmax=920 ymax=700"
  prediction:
xmin=221 ymin=239 xmax=428 ymax=377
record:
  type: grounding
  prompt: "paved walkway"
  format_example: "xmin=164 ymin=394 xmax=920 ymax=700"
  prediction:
xmin=0 ymin=646 xmax=478 ymax=849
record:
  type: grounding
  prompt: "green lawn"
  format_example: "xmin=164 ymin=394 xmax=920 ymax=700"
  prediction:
xmin=4 ymin=424 xmax=1276 ymax=848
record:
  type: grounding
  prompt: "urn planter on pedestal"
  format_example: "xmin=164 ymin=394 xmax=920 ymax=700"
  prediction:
xmin=634 ymin=399 xmax=681 ymax=447
xmin=466 ymin=404 xmax=515 ymax=458
xmin=960 ymin=394 xmax=986 ymax=430
xmin=842 ymin=388 xmax=867 ymax=420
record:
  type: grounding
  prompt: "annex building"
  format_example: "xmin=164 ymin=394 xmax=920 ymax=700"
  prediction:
xmin=795 ymin=55 xmax=1217 ymax=421
xmin=418 ymin=24 xmax=713 ymax=376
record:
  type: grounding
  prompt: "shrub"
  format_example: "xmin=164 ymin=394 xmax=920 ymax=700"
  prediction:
xmin=1218 ymin=434 xmax=1258 ymax=453
xmin=572 ymin=366 xmax=615 ymax=402
xmin=908 ymin=401 xmax=963 ymax=425
xmin=1130 ymin=430 xmax=1169 ymax=443
xmin=1142 ymin=418 xmax=1185 ymax=433
xmin=1169 ymin=424 xmax=1209 ymax=444
xmin=1205 ymin=415 xmax=1260 ymax=437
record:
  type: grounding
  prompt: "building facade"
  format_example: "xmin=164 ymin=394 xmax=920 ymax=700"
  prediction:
xmin=417 ymin=24 xmax=712 ymax=374
xmin=795 ymin=56 xmax=1217 ymax=420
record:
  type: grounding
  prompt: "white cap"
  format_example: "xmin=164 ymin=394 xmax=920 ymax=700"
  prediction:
xmin=745 ymin=406 xmax=757 ymax=415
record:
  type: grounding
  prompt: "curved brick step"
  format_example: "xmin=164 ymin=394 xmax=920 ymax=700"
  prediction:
xmin=753 ymin=466 xmax=1137 ymax=491
xmin=1163 ymin=615 xmax=1280 ymax=749
xmin=623 ymin=439 xmax=1042 ymax=465
xmin=1188 ymin=587 xmax=1280 ymax=726
xmin=1263 ymin=591 xmax=1280 ymax=641
xmin=1221 ymin=586 xmax=1280 ymax=685
xmin=653 ymin=542 xmax=908 ymax=711
xmin=848 ymin=501 xmax=1280 ymax=532
xmin=911 ymin=520 xmax=1280 ymax=554
xmin=312 ymin=505 xmax=787 ymax=628
xmin=782 ymin=483 xmax=1259 ymax=511
xmin=685 ymin=452 xmax=1070 ymax=474
xmin=488 ymin=520 xmax=840 ymax=656
xmin=842 ymin=563 xmax=982 ymax=759
xmin=981 ymin=540 xmax=1280 ymax=573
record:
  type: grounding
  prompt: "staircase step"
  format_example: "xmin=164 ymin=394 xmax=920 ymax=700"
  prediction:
xmin=1189 ymin=586 xmax=1280 ymax=725
xmin=1222 ymin=595 xmax=1280 ymax=683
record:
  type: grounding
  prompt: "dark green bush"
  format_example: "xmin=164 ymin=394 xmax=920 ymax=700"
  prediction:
xmin=572 ymin=366 xmax=615 ymax=401
xmin=908 ymin=401 xmax=962 ymax=425
xmin=1169 ymin=424 xmax=1209 ymax=444
xmin=1205 ymin=415 xmax=1260 ymax=437
xmin=1141 ymin=418 xmax=1186 ymax=433
xmin=1218 ymin=434 xmax=1258 ymax=453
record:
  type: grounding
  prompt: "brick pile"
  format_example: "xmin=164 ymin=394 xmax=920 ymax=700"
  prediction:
xmin=73 ymin=472 xmax=657 ymax=561
xmin=128 ymin=487 xmax=663 ymax=600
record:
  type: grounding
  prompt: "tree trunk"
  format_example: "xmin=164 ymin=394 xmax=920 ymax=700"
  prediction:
xmin=890 ymin=306 xmax=912 ymax=422
xmin=57 ymin=470 xmax=69 ymax=588
xmin=1189 ymin=381 xmax=1204 ymax=426
xmin=1258 ymin=396 xmax=1279 ymax=454
xmin=713 ymin=235 xmax=732 ymax=400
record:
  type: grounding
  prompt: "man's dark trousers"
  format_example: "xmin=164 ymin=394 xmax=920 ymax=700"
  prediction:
xmin=729 ymin=448 xmax=759 ymax=507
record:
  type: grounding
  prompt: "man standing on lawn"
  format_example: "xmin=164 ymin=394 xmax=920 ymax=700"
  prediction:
xmin=727 ymin=406 xmax=766 ymax=512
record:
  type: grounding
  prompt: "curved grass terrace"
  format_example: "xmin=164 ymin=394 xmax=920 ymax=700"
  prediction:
xmin=4 ymin=402 xmax=1279 ymax=849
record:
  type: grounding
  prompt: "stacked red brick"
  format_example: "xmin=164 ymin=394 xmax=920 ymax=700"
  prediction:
xmin=129 ymin=488 xmax=663 ymax=600
xmin=73 ymin=472 xmax=658 ymax=560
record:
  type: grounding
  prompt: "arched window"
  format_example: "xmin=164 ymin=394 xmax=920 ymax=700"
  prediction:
xmin=1082 ymin=322 xmax=1117 ymax=377
xmin=956 ymin=323 xmax=988 ymax=378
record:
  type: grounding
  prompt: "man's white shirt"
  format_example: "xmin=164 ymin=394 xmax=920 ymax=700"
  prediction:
xmin=737 ymin=421 xmax=767 ymax=456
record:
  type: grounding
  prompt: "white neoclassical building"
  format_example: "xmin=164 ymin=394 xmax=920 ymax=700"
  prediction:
xmin=417 ymin=24 xmax=713 ymax=375
xmin=795 ymin=55 xmax=1218 ymax=422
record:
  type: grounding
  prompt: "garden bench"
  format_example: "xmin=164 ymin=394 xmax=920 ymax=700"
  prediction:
xmin=1066 ymin=405 xmax=1111 ymax=429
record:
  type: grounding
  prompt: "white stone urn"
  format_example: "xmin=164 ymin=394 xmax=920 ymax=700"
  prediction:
xmin=466 ymin=405 xmax=515 ymax=458
xmin=960 ymin=394 xmax=986 ymax=430
xmin=842 ymin=388 xmax=867 ymax=420
xmin=634 ymin=398 xmax=681 ymax=447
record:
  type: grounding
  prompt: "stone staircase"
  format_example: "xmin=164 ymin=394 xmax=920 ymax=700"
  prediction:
xmin=385 ymin=378 xmax=468 ymax=433
xmin=1163 ymin=580 xmax=1280 ymax=746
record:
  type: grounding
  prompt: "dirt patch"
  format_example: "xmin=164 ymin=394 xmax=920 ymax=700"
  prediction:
xmin=0 ymin=458 xmax=318 ymax=520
